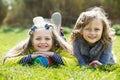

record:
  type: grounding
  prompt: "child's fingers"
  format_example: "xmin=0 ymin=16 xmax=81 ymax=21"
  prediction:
xmin=38 ymin=53 xmax=48 ymax=57
xmin=89 ymin=60 xmax=102 ymax=66
xmin=89 ymin=62 xmax=95 ymax=66
xmin=38 ymin=51 xmax=54 ymax=56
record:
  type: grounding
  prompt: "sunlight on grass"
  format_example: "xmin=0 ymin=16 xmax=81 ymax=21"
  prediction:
xmin=113 ymin=36 xmax=120 ymax=63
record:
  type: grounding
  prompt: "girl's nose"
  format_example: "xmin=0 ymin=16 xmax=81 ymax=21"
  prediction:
xmin=89 ymin=30 xmax=96 ymax=35
xmin=41 ymin=39 xmax=46 ymax=43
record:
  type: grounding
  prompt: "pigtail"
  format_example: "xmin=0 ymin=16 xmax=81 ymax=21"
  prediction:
xmin=52 ymin=30 xmax=73 ymax=55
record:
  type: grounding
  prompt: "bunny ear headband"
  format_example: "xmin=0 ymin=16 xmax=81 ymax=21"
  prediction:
xmin=29 ymin=16 xmax=53 ymax=34
xmin=51 ymin=12 xmax=62 ymax=35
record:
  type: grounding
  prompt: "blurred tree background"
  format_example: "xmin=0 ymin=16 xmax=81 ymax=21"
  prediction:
xmin=0 ymin=0 xmax=120 ymax=27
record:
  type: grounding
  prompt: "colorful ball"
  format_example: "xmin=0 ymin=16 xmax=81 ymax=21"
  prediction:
xmin=33 ymin=56 xmax=52 ymax=67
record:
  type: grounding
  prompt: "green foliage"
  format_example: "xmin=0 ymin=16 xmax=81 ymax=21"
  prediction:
xmin=1 ymin=0 xmax=120 ymax=27
xmin=0 ymin=0 xmax=7 ymax=25
xmin=101 ymin=0 xmax=120 ymax=19
xmin=0 ymin=27 xmax=120 ymax=80
xmin=112 ymin=24 xmax=120 ymax=35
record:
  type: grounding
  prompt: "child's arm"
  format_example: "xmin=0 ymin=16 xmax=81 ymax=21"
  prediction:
xmin=19 ymin=52 xmax=64 ymax=65
xmin=99 ymin=44 xmax=114 ymax=64
xmin=19 ymin=53 xmax=45 ymax=65
xmin=19 ymin=54 xmax=33 ymax=65
xmin=50 ymin=53 xmax=64 ymax=65
xmin=73 ymin=40 xmax=86 ymax=66
xmin=34 ymin=51 xmax=64 ymax=65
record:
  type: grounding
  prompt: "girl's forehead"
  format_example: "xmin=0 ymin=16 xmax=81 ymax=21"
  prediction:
xmin=85 ymin=18 xmax=103 ymax=28
xmin=33 ymin=29 xmax=52 ymax=35
xmin=36 ymin=28 xmax=52 ymax=32
xmin=91 ymin=18 xmax=102 ymax=24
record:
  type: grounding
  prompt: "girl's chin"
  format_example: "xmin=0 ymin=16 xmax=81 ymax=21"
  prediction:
xmin=87 ymin=42 xmax=96 ymax=46
xmin=39 ymin=49 xmax=49 ymax=52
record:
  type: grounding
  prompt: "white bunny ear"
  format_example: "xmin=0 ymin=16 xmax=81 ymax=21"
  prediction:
xmin=51 ymin=12 xmax=62 ymax=35
xmin=33 ymin=16 xmax=45 ymax=27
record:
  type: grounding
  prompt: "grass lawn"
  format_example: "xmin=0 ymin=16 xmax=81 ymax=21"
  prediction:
xmin=0 ymin=27 xmax=120 ymax=80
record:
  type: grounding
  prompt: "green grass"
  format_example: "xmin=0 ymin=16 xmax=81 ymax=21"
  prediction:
xmin=0 ymin=27 xmax=120 ymax=80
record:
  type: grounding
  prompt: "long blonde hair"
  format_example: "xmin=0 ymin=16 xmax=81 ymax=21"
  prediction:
xmin=71 ymin=7 xmax=113 ymax=49
xmin=3 ymin=17 xmax=72 ymax=64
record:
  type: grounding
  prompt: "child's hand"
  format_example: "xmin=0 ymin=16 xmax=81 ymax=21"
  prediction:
xmin=38 ymin=51 xmax=54 ymax=57
xmin=33 ymin=51 xmax=54 ymax=57
xmin=89 ymin=60 xmax=102 ymax=67
xmin=31 ymin=53 xmax=46 ymax=59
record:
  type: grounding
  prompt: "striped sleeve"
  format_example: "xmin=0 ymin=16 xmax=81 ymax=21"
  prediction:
xmin=19 ymin=54 xmax=32 ymax=65
xmin=51 ymin=53 xmax=64 ymax=65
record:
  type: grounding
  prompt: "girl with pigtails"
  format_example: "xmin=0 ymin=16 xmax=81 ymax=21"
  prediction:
xmin=3 ymin=17 xmax=77 ymax=67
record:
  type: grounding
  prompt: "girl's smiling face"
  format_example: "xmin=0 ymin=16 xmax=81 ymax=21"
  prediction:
xmin=81 ymin=18 xmax=103 ymax=46
xmin=32 ymin=29 xmax=53 ymax=51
